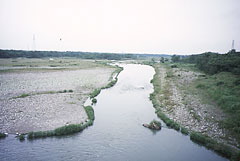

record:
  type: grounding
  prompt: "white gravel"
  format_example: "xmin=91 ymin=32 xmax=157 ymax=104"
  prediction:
xmin=0 ymin=67 xmax=115 ymax=133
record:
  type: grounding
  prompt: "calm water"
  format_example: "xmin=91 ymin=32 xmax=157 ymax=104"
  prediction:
xmin=0 ymin=64 xmax=228 ymax=161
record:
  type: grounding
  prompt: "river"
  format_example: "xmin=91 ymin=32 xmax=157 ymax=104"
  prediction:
xmin=0 ymin=64 xmax=227 ymax=161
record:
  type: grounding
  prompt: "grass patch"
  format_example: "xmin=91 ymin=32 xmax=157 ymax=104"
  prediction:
xmin=0 ymin=132 xmax=7 ymax=138
xmin=84 ymin=106 xmax=95 ymax=121
xmin=190 ymin=72 xmax=240 ymax=143
xmin=19 ymin=134 xmax=25 ymax=141
xmin=90 ymin=89 xmax=101 ymax=99
xmin=17 ymin=93 xmax=30 ymax=98
xmin=180 ymin=126 xmax=189 ymax=135
xmin=190 ymin=132 xmax=239 ymax=160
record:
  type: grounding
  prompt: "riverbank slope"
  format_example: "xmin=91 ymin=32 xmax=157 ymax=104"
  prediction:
xmin=150 ymin=62 xmax=240 ymax=160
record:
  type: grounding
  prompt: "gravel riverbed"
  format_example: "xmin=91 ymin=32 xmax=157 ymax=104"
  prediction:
xmin=0 ymin=67 xmax=114 ymax=133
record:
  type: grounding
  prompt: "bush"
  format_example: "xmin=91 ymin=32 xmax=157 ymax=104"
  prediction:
xmin=90 ymin=89 xmax=101 ymax=98
xmin=0 ymin=132 xmax=7 ymax=138
xmin=68 ymin=89 xmax=73 ymax=92
xmin=181 ymin=127 xmax=189 ymax=135
xmin=84 ymin=106 xmax=95 ymax=121
xmin=92 ymin=98 xmax=97 ymax=104
xmin=19 ymin=134 xmax=25 ymax=141
xmin=27 ymin=131 xmax=34 ymax=139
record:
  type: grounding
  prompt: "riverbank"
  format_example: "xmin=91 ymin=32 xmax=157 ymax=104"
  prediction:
xmin=0 ymin=58 xmax=117 ymax=134
xmin=149 ymin=62 xmax=240 ymax=160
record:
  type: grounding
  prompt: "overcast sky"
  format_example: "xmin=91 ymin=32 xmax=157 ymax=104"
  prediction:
xmin=0 ymin=0 xmax=239 ymax=54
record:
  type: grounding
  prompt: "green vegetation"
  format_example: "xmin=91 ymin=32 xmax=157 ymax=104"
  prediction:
xmin=0 ymin=49 xmax=137 ymax=60
xmin=19 ymin=134 xmax=25 ymax=141
xmin=90 ymin=89 xmax=101 ymax=99
xmin=190 ymin=132 xmax=240 ymax=160
xmin=177 ymin=51 xmax=240 ymax=75
xmin=0 ymin=49 xmax=172 ymax=60
xmin=149 ymin=62 xmax=240 ymax=160
xmin=149 ymin=63 xmax=180 ymax=131
xmin=180 ymin=127 xmax=189 ymax=135
xmin=156 ymin=110 xmax=180 ymax=131
xmin=84 ymin=106 xmax=95 ymax=121
xmin=0 ymin=132 xmax=7 ymax=138
xmin=149 ymin=120 xmax=162 ymax=130
xmin=19 ymin=93 xmax=30 ymax=98
xmin=192 ymin=72 xmax=240 ymax=142
xmin=92 ymin=98 xmax=97 ymax=104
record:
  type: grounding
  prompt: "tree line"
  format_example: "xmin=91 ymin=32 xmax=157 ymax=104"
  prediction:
xmin=0 ymin=49 xmax=137 ymax=60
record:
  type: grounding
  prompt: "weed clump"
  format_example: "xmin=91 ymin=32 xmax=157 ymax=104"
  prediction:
xmin=19 ymin=93 xmax=30 ymax=98
xmin=92 ymin=98 xmax=97 ymax=104
xmin=0 ymin=132 xmax=7 ymax=138
xmin=180 ymin=127 xmax=189 ymax=135
xmin=90 ymin=89 xmax=101 ymax=99
xmin=84 ymin=106 xmax=95 ymax=121
xmin=19 ymin=134 xmax=25 ymax=141
xmin=190 ymin=132 xmax=237 ymax=159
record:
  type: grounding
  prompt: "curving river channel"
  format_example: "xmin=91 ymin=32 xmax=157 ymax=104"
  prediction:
xmin=0 ymin=64 xmax=228 ymax=161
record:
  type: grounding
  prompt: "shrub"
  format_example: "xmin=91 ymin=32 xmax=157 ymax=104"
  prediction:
xmin=84 ymin=106 xmax=95 ymax=121
xmin=68 ymin=89 xmax=73 ymax=92
xmin=92 ymin=98 xmax=97 ymax=104
xmin=19 ymin=134 xmax=25 ymax=141
xmin=0 ymin=132 xmax=7 ymax=138
xmin=90 ymin=89 xmax=101 ymax=98
xmin=181 ymin=127 xmax=189 ymax=135
xmin=27 ymin=131 xmax=34 ymax=139
xmin=190 ymin=132 xmax=207 ymax=145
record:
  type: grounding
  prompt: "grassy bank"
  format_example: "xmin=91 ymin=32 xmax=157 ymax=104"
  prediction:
xmin=191 ymin=71 xmax=240 ymax=142
xmin=190 ymin=132 xmax=240 ymax=160
xmin=149 ymin=62 xmax=240 ymax=160
xmin=148 ymin=63 xmax=182 ymax=132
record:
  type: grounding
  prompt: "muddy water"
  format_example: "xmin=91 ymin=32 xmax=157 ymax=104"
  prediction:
xmin=0 ymin=64 xmax=227 ymax=161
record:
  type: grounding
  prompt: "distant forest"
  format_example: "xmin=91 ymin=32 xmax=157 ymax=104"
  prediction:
xmin=0 ymin=49 xmax=169 ymax=60
xmin=173 ymin=50 xmax=240 ymax=75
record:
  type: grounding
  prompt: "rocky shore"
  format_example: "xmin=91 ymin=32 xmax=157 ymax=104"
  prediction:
xmin=155 ymin=64 xmax=239 ymax=148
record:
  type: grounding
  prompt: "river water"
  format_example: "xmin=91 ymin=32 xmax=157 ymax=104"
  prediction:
xmin=0 ymin=64 xmax=227 ymax=161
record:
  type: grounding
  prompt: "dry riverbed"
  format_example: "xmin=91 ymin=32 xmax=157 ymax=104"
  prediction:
xmin=0 ymin=58 xmax=116 ymax=134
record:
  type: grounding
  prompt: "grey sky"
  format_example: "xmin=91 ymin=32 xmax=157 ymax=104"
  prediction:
xmin=0 ymin=0 xmax=239 ymax=54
